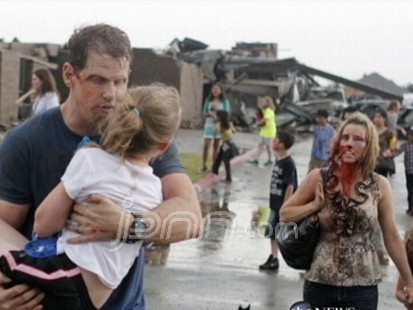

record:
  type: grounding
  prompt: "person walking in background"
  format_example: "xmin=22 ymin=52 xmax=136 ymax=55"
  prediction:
xmin=370 ymin=109 xmax=394 ymax=265
xmin=386 ymin=100 xmax=405 ymax=177
xmin=259 ymin=131 xmax=297 ymax=271
xmin=249 ymin=96 xmax=277 ymax=167
xmin=307 ymin=109 xmax=336 ymax=173
xmin=211 ymin=110 xmax=238 ymax=183
xmin=201 ymin=83 xmax=231 ymax=172
xmin=15 ymin=68 xmax=60 ymax=116
xmin=280 ymin=112 xmax=413 ymax=309
xmin=0 ymin=84 xmax=182 ymax=309
xmin=392 ymin=125 xmax=413 ymax=215
xmin=341 ymin=105 xmax=358 ymax=123
xmin=373 ymin=109 xmax=396 ymax=178
xmin=387 ymin=100 xmax=406 ymax=140
xmin=0 ymin=24 xmax=201 ymax=310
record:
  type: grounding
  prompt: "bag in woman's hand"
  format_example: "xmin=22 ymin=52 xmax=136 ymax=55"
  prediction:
xmin=275 ymin=214 xmax=320 ymax=270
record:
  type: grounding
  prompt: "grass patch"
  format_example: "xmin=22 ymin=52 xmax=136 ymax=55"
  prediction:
xmin=180 ymin=152 xmax=211 ymax=182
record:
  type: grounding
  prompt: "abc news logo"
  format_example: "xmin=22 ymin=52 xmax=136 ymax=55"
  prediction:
xmin=290 ymin=301 xmax=356 ymax=310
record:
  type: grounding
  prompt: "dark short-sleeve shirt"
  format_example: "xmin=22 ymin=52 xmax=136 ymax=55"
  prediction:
xmin=0 ymin=107 xmax=185 ymax=310
xmin=269 ymin=156 xmax=298 ymax=211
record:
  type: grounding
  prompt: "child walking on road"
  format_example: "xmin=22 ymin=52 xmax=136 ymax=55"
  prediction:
xmin=259 ymin=131 xmax=298 ymax=271
xmin=249 ymin=96 xmax=277 ymax=167
xmin=211 ymin=110 xmax=239 ymax=183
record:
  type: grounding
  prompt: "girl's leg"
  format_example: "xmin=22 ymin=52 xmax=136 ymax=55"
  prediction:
xmin=212 ymin=138 xmax=221 ymax=162
xmin=265 ymin=144 xmax=273 ymax=162
xmin=202 ymin=138 xmax=212 ymax=169
xmin=0 ymin=218 xmax=113 ymax=308
xmin=252 ymin=141 xmax=264 ymax=162
xmin=212 ymin=147 xmax=223 ymax=175
xmin=80 ymin=268 xmax=113 ymax=308
xmin=0 ymin=219 xmax=28 ymax=255
xmin=223 ymin=158 xmax=231 ymax=181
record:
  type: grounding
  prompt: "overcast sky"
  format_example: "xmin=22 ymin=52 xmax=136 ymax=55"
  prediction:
xmin=1 ymin=0 xmax=412 ymax=86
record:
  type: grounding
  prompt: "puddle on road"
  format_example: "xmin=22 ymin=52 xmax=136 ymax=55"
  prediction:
xmin=148 ymin=171 xmax=270 ymax=263
xmin=199 ymin=187 xmax=236 ymax=248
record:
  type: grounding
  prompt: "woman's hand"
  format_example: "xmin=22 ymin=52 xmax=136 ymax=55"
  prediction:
xmin=0 ymin=272 xmax=44 ymax=310
xmin=65 ymin=195 xmax=129 ymax=244
xmin=400 ymin=286 xmax=413 ymax=309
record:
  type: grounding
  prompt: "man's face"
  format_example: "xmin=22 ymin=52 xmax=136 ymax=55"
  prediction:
xmin=65 ymin=51 xmax=130 ymax=130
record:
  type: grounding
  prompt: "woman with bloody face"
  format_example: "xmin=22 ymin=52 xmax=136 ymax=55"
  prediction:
xmin=280 ymin=112 xmax=413 ymax=309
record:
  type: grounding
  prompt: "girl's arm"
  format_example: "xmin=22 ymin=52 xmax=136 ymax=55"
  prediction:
xmin=34 ymin=182 xmax=74 ymax=237
xmin=203 ymin=100 xmax=213 ymax=117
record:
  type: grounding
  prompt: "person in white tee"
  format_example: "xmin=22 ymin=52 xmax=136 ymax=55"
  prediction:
xmin=15 ymin=68 xmax=60 ymax=116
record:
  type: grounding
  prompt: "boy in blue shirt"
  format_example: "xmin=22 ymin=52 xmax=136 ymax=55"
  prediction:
xmin=259 ymin=131 xmax=298 ymax=271
xmin=308 ymin=109 xmax=336 ymax=173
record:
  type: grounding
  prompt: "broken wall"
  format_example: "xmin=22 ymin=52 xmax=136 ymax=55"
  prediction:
xmin=178 ymin=61 xmax=203 ymax=128
xmin=0 ymin=50 xmax=20 ymax=124
xmin=130 ymin=48 xmax=203 ymax=128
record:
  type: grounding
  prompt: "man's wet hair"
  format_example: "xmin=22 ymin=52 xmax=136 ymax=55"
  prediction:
xmin=277 ymin=131 xmax=295 ymax=150
xmin=67 ymin=23 xmax=133 ymax=70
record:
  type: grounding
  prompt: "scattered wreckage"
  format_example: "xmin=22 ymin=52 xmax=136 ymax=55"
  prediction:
xmin=167 ymin=38 xmax=405 ymax=132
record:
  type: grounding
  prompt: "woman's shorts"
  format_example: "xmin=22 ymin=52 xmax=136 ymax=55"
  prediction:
xmin=204 ymin=126 xmax=222 ymax=139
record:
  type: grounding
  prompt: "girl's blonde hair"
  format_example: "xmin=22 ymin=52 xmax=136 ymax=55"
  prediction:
xmin=100 ymin=83 xmax=182 ymax=159
xmin=261 ymin=96 xmax=275 ymax=110
xmin=330 ymin=112 xmax=379 ymax=177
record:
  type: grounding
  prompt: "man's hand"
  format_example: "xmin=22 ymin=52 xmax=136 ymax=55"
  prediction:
xmin=0 ymin=272 xmax=44 ymax=310
xmin=66 ymin=195 xmax=128 ymax=244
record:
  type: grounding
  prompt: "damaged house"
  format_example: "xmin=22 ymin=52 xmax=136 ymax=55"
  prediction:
xmin=0 ymin=37 xmax=406 ymax=131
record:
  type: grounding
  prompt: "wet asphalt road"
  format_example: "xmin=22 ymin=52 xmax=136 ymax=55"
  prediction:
xmin=145 ymin=129 xmax=411 ymax=310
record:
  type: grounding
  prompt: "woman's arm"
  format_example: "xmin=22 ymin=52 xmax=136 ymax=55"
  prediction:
xmin=14 ymin=89 xmax=35 ymax=106
xmin=279 ymin=169 xmax=323 ymax=223
xmin=378 ymin=176 xmax=413 ymax=303
xmin=34 ymin=182 xmax=74 ymax=237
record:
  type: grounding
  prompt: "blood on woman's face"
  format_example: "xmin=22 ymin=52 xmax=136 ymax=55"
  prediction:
xmin=339 ymin=124 xmax=367 ymax=164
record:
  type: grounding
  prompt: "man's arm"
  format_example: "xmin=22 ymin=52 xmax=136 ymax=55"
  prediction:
xmin=0 ymin=200 xmax=30 ymax=232
xmin=144 ymin=172 xmax=202 ymax=243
